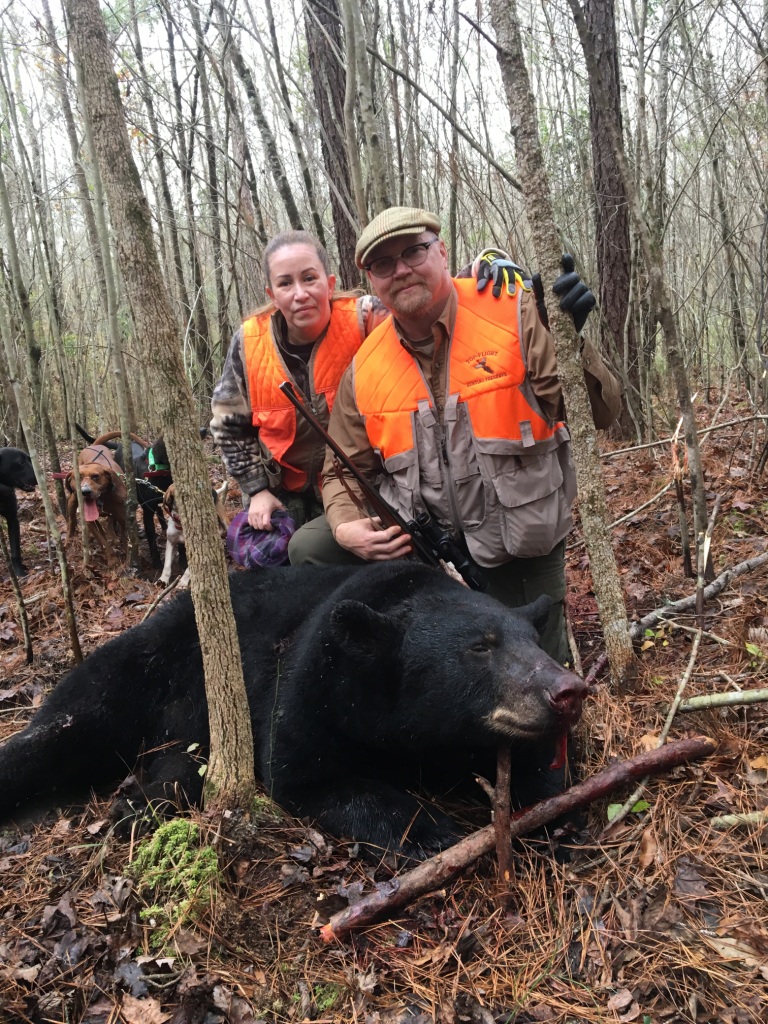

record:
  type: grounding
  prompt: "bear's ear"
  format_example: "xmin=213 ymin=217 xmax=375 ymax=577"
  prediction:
xmin=329 ymin=599 xmax=402 ymax=655
xmin=517 ymin=594 xmax=552 ymax=636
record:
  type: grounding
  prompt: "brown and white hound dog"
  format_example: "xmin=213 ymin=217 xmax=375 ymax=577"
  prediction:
xmin=65 ymin=444 xmax=127 ymax=567
xmin=158 ymin=481 xmax=229 ymax=588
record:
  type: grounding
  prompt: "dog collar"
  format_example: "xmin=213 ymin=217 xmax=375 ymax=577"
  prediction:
xmin=147 ymin=447 xmax=170 ymax=473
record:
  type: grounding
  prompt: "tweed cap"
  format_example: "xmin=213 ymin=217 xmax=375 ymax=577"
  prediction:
xmin=355 ymin=207 xmax=441 ymax=269
xmin=226 ymin=508 xmax=296 ymax=569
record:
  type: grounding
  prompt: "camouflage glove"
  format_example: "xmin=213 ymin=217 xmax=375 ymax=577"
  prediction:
xmin=476 ymin=251 xmax=529 ymax=298
xmin=531 ymin=254 xmax=596 ymax=333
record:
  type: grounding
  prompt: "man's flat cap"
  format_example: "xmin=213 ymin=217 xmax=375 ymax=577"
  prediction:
xmin=355 ymin=206 xmax=441 ymax=269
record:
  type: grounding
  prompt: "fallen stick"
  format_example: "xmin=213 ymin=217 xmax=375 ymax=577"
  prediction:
xmin=678 ymin=687 xmax=768 ymax=713
xmin=320 ymin=735 xmax=717 ymax=942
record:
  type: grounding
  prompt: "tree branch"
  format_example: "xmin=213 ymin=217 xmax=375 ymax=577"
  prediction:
xmin=320 ymin=735 xmax=717 ymax=942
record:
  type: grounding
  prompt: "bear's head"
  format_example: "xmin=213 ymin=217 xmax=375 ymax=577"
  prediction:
xmin=321 ymin=564 xmax=586 ymax=753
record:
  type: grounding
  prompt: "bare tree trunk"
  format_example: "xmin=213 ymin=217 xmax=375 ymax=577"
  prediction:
xmin=584 ymin=0 xmax=641 ymax=439
xmin=567 ymin=0 xmax=712 ymax=586
xmin=396 ymin=0 xmax=421 ymax=206
xmin=73 ymin=47 xmax=141 ymax=568
xmin=492 ymin=4 xmax=635 ymax=688
xmin=188 ymin=0 xmax=229 ymax=392
xmin=448 ymin=0 xmax=460 ymax=275
xmin=126 ymin=0 xmax=189 ymax=337
xmin=227 ymin=34 xmax=304 ymax=232
xmin=0 ymin=168 xmax=82 ymax=664
xmin=339 ymin=0 xmax=369 ymax=226
xmin=304 ymin=0 xmax=358 ymax=285
xmin=0 ymin=141 xmax=64 ymax=513
xmin=259 ymin=0 xmax=327 ymax=246
xmin=164 ymin=11 xmax=214 ymax=392
xmin=64 ymin=0 xmax=256 ymax=813
xmin=342 ymin=0 xmax=391 ymax=214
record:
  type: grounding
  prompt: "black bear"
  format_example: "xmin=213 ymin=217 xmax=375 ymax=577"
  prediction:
xmin=0 ymin=563 xmax=586 ymax=856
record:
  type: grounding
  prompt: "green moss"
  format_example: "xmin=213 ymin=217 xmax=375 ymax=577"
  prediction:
xmin=128 ymin=819 xmax=220 ymax=950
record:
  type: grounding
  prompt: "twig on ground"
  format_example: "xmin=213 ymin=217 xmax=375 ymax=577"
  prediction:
xmin=319 ymin=735 xmax=717 ymax=942
xmin=141 ymin=576 xmax=181 ymax=621
xmin=0 ymin=529 xmax=33 ymax=663
xmin=696 ymin=494 xmax=723 ymax=621
xmin=678 ymin=687 xmax=768 ymax=713
xmin=709 ymin=809 xmax=768 ymax=830
xmin=629 ymin=551 xmax=768 ymax=640
xmin=494 ymin=745 xmax=513 ymax=891
xmin=602 ymin=630 xmax=703 ymax=832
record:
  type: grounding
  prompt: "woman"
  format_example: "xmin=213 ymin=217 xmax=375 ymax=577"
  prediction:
xmin=210 ymin=231 xmax=387 ymax=548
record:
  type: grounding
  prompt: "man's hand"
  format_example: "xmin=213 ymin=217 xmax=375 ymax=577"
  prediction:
xmin=335 ymin=518 xmax=413 ymax=561
xmin=476 ymin=251 xmax=528 ymax=298
xmin=552 ymin=254 xmax=596 ymax=332
xmin=248 ymin=489 xmax=285 ymax=531
xmin=532 ymin=254 xmax=596 ymax=333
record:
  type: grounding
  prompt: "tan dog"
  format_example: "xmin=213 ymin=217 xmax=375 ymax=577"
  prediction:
xmin=158 ymin=481 xmax=229 ymax=588
xmin=65 ymin=444 xmax=127 ymax=567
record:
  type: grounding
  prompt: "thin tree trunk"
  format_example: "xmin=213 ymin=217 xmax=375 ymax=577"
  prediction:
xmin=338 ymin=0 xmax=368 ymax=226
xmin=448 ymin=0 xmax=460 ymax=276
xmin=492 ymin=4 xmax=635 ymax=688
xmin=260 ymin=0 xmax=327 ymax=245
xmin=164 ymin=11 xmax=214 ymax=392
xmin=126 ymin=0 xmax=189 ymax=336
xmin=64 ymin=0 xmax=256 ymax=813
xmin=0 ymin=140 xmax=64 ymax=514
xmin=567 ymin=0 xmax=712 ymax=586
xmin=227 ymin=35 xmax=304 ymax=231
xmin=0 ymin=184 xmax=82 ymax=664
xmin=342 ymin=0 xmax=391 ymax=214
xmin=188 ymin=0 xmax=228 ymax=392
xmin=304 ymin=0 xmax=358 ymax=285
xmin=72 ymin=44 xmax=141 ymax=568
xmin=584 ymin=0 xmax=641 ymax=438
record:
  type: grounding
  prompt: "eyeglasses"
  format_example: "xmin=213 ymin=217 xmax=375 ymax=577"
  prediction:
xmin=364 ymin=239 xmax=438 ymax=278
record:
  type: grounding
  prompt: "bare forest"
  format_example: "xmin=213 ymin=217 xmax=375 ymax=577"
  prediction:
xmin=1 ymin=0 xmax=768 ymax=1021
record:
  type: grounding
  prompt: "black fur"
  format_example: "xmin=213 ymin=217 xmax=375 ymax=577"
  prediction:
xmin=0 ymin=564 xmax=586 ymax=857
xmin=0 ymin=447 xmax=37 ymax=576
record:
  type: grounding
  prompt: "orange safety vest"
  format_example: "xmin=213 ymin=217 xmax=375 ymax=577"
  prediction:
xmin=354 ymin=278 xmax=563 ymax=459
xmin=352 ymin=279 xmax=574 ymax=564
xmin=243 ymin=296 xmax=361 ymax=492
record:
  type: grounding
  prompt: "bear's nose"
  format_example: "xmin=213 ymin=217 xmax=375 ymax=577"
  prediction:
xmin=546 ymin=670 xmax=587 ymax=723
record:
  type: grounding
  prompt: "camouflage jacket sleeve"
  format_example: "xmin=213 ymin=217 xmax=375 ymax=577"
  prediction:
xmin=210 ymin=297 xmax=388 ymax=498
xmin=209 ymin=325 xmax=270 ymax=497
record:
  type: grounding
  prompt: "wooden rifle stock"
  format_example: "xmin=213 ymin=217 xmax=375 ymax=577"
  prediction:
xmin=279 ymin=381 xmax=486 ymax=591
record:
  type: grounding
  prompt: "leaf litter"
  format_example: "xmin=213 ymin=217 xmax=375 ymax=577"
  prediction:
xmin=1 ymin=410 xmax=768 ymax=1022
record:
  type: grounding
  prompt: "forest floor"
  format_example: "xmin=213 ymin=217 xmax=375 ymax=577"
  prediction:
xmin=1 ymin=395 xmax=768 ymax=1024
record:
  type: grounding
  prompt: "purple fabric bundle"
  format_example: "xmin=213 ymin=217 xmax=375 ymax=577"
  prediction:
xmin=226 ymin=508 xmax=296 ymax=569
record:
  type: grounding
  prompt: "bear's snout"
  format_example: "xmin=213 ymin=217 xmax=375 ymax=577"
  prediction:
xmin=545 ymin=670 xmax=587 ymax=725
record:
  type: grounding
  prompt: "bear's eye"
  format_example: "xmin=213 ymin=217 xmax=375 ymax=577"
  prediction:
xmin=469 ymin=639 xmax=493 ymax=654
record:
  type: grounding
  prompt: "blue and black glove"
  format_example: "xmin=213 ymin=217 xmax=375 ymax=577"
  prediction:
xmin=476 ymin=251 xmax=529 ymax=298
xmin=532 ymin=254 xmax=596 ymax=333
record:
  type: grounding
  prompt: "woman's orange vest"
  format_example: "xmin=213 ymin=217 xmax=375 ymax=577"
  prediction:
xmin=353 ymin=278 xmax=562 ymax=458
xmin=243 ymin=296 xmax=361 ymax=491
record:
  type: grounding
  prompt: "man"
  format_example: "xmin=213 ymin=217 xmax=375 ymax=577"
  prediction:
xmin=289 ymin=207 xmax=621 ymax=663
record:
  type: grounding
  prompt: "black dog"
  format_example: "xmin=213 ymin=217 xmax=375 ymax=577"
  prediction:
xmin=0 ymin=447 xmax=37 ymax=576
xmin=75 ymin=426 xmax=172 ymax=568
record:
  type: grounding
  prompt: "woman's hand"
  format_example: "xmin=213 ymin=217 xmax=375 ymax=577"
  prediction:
xmin=248 ymin=490 xmax=285 ymax=531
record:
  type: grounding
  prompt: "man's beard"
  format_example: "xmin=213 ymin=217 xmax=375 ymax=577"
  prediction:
xmin=389 ymin=279 xmax=433 ymax=318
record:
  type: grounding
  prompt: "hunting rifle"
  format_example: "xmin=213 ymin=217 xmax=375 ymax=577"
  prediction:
xmin=279 ymin=380 xmax=486 ymax=592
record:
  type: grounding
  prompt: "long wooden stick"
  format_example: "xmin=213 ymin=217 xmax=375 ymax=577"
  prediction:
xmin=320 ymin=735 xmax=717 ymax=942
